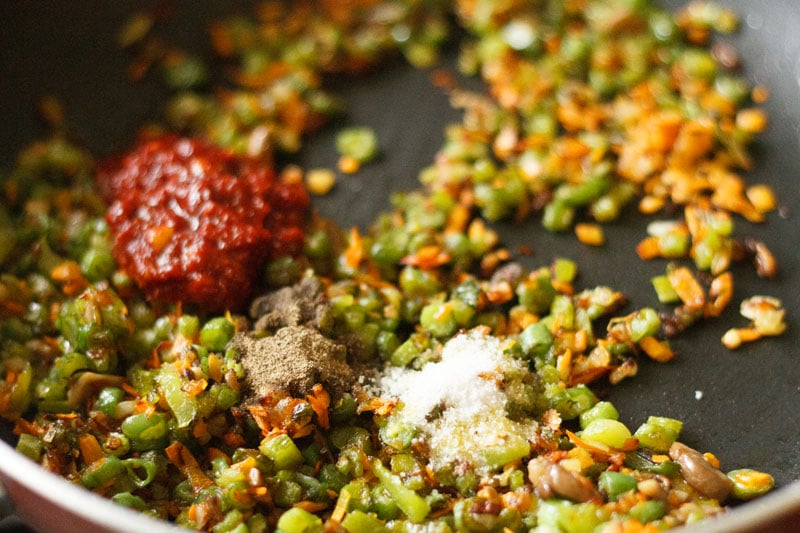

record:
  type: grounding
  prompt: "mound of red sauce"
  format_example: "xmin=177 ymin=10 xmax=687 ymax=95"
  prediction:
xmin=97 ymin=135 xmax=309 ymax=312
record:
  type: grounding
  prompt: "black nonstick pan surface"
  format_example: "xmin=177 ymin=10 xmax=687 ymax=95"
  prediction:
xmin=0 ymin=1 xmax=799 ymax=531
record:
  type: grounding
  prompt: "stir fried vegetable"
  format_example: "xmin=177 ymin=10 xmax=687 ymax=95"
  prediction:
xmin=0 ymin=1 xmax=785 ymax=532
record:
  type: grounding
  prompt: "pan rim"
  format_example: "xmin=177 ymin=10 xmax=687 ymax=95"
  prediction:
xmin=0 ymin=438 xmax=183 ymax=533
xmin=3 ymin=437 xmax=800 ymax=531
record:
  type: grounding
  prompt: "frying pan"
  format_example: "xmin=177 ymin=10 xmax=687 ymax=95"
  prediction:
xmin=0 ymin=1 xmax=799 ymax=531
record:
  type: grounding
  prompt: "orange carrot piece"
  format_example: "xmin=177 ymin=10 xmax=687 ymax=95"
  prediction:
xmin=78 ymin=433 xmax=105 ymax=466
xmin=165 ymin=441 xmax=214 ymax=493
xmin=306 ymin=384 xmax=330 ymax=430
xmin=639 ymin=336 xmax=675 ymax=363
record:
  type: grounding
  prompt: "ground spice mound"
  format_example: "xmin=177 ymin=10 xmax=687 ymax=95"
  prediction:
xmin=249 ymin=277 xmax=331 ymax=331
xmin=235 ymin=325 xmax=355 ymax=402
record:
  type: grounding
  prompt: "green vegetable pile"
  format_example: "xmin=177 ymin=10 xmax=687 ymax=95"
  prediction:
xmin=0 ymin=1 xmax=783 ymax=532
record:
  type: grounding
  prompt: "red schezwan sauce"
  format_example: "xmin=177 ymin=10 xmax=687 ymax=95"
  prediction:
xmin=98 ymin=135 xmax=309 ymax=312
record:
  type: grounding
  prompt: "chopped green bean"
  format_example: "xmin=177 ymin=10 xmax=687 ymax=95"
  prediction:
xmin=260 ymin=434 xmax=304 ymax=471
xmin=579 ymin=401 xmax=619 ymax=429
xmin=95 ymin=386 xmax=125 ymax=417
xmin=200 ymin=317 xmax=235 ymax=352
xmin=121 ymin=413 xmax=168 ymax=452
xmin=276 ymin=507 xmax=324 ymax=533
xmin=630 ymin=500 xmax=667 ymax=522
xmin=371 ymin=459 xmax=430 ymax=523
xmin=581 ymin=419 xmax=632 ymax=449
xmin=634 ymin=416 xmax=683 ymax=452
xmin=598 ymin=471 xmax=637 ymax=501
xmin=336 ymin=127 xmax=379 ymax=164
xmin=727 ymin=469 xmax=774 ymax=500
xmin=341 ymin=510 xmax=388 ymax=533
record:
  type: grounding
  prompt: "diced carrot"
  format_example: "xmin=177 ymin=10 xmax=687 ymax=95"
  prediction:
xmin=294 ymin=501 xmax=330 ymax=513
xmin=446 ymin=204 xmax=470 ymax=233
xmin=306 ymin=384 xmax=330 ymax=430
xmin=338 ymin=155 xmax=360 ymax=174
xmin=330 ymin=488 xmax=350 ymax=523
xmin=565 ymin=430 xmax=625 ymax=465
xmin=343 ymin=227 xmax=364 ymax=269
xmin=165 ymin=441 xmax=214 ymax=492
xmin=78 ymin=433 xmax=105 ymax=465
xmin=639 ymin=336 xmax=675 ymax=363
xmin=223 ymin=430 xmax=247 ymax=449
xmin=50 ymin=261 xmax=89 ymax=296
xmin=703 ymin=452 xmax=721 ymax=469
xmin=706 ymin=272 xmax=733 ymax=317
xmin=575 ymin=223 xmax=605 ymax=246
xmin=636 ymin=236 xmax=661 ymax=259
xmin=556 ymin=349 xmax=573 ymax=382
xmin=746 ymin=184 xmax=777 ymax=214
xmin=721 ymin=327 xmax=761 ymax=349
xmin=752 ymin=85 xmax=770 ymax=104
xmin=736 ymin=108 xmax=768 ymax=134
xmin=206 ymin=447 xmax=229 ymax=464
xmin=145 ymin=349 xmax=161 ymax=370
xmin=667 ymin=266 xmax=706 ymax=309
xmin=207 ymin=353 xmax=223 ymax=383
xmin=306 ymin=168 xmax=336 ymax=196
xmin=400 ymin=245 xmax=451 ymax=269
xmin=231 ymin=456 xmax=256 ymax=473
xmin=192 ymin=420 xmax=210 ymax=441
xmin=501 ymin=490 xmax=535 ymax=512
xmin=182 ymin=378 xmax=208 ymax=398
